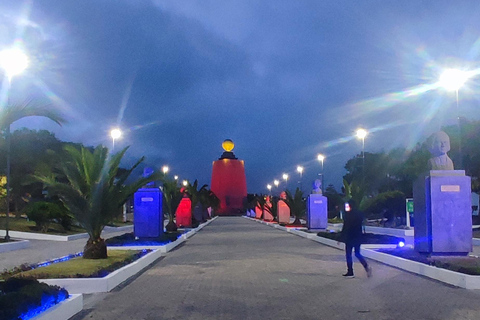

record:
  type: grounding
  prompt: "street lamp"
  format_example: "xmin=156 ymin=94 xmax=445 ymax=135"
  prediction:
xmin=282 ymin=173 xmax=289 ymax=189
xmin=356 ymin=129 xmax=368 ymax=183
xmin=296 ymin=165 xmax=304 ymax=190
xmin=274 ymin=179 xmax=279 ymax=193
xmin=110 ymin=128 xmax=121 ymax=151
xmin=439 ymin=68 xmax=471 ymax=169
xmin=0 ymin=47 xmax=29 ymax=241
xmin=162 ymin=166 xmax=169 ymax=175
xmin=174 ymin=175 xmax=178 ymax=181
xmin=267 ymin=184 xmax=272 ymax=194
xmin=317 ymin=154 xmax=325 ymax=193
xmin=182 ymin=180 xmax=188 ymax=187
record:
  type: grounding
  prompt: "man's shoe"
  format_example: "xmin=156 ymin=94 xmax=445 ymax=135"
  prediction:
xmin=366 ymin=266 xmax=373 ymax=278
xmin=342 ymin=272 xmax=355 ymax=278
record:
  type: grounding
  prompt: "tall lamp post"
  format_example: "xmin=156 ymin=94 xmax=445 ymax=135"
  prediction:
xmin=110 ymin=128 xmax=121 ymax=152
xmin=296 ymin=165 xmax=304 ymax=191
xmin=317 ymin=154 xmax=325 ymax=193
xmin=282 ymin=173 xmax=289 ymax=190
xmin=438 ymin=68 xmax=471 ymax=169
xmin=267 ymin=184 xmax=272 ymax=195
xmin=274 ymin=179 xmax=279 ymax=194
xmin=0 ymin=47 xmax=29 ymax=241
xmin=356 ymin=129 xmax=368 ymax=184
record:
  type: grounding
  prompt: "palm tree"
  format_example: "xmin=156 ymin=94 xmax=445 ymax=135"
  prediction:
xmin=1 ymin=101 xmax=65 ymax=241
xmin=199 ymin=189 xmax=220 ymax=219
xmin=36 ymin=145 xmax=162 ymax=259
xmin=254 ymin=194 xmax=267 ymax=219
xmin=185 ymin=180 xmax=208 ymax=225
xmin=264 ymin=196 xmax=279 ymax=222
xmin=162 ymin=178 xmax=184 ymax=232
xmin=284 ymin=188 xmax=306 ymax=225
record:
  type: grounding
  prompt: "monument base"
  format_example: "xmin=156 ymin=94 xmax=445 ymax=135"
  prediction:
xmin=413 ymin=170 xmax=472 ymax=255
xmin=134 ymin=188 xmax=163 ymax=238
xmin=306 ymin=194 xmax=328 ymax=230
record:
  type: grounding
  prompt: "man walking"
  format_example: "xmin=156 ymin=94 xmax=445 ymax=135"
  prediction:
xmin=340 ymin=199 xmax=372 ymax=278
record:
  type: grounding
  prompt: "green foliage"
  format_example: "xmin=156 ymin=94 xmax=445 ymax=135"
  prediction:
xmin=324 ymin=184 xmax=344 ymax=218
xmin=362 ymin=190 xmax=406 ymax=221
xmin=185 ymin=179 xmax=208 ymax=212
xmin=284 ymin=188 xmax=305 ymax=223
xmin=24 ymin=201 xmax=63 ymax=232
xmin=162 ymin=178 xmax=184 ymax=226
xmin=264 ymin=196 xmax=279 ymax=220
xmin=0 ymin=278 xmax=68 ymax=320
xmin=35 ymin=145 xmax=162 ymax=258
xmin=342 ymin=179 xmax=365 ymax=208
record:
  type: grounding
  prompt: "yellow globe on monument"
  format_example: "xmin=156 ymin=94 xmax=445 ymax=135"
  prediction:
xmin=222 ymin=139 xmax=235 ymax=152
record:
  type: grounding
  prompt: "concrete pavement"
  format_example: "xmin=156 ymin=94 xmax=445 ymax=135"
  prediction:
xmin=71 ymin=217 xmax=480 ymax=320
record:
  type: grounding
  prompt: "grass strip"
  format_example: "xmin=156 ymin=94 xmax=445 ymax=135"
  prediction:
xmin=5 ymin=250 xmax=147 ymax=279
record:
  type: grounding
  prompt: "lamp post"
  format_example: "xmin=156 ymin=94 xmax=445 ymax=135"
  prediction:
xmin=182 ymin=180 xmax=188 ymax=187
xmin=0 ymin=47 xmax=29 ymax=241
xmin=274 ymin=179 xmax=279 ymax=194
xmin=110 ymin=128 xmax=121 ymax=151
xmin=282 ymin=173 xmax=288 ymax=190
xmin=267 ymin=184 xmax=272 ymax=195
xmin=317 ymin=154 xmax=325 ymax=193
xmin=439 ymin=68 xmax=471 ymax=169
xmin=356 ymin=129 xmax=367 ymax=184
xmin=296 ymin=166 xmax=304 ymax=191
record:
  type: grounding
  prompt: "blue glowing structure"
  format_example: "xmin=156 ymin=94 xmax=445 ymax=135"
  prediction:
xmin=20 ymin=291 xmax=68 ymax=320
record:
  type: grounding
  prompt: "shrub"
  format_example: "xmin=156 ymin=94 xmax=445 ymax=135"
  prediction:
xmin=24 ymin=201 xmax=63 ymax=232
xmin=0 ymin=277 xmax=68 ymax=320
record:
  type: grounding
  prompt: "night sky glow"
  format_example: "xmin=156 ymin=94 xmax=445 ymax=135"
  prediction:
xmin=1 ymin=1 xmax=480 ymax=192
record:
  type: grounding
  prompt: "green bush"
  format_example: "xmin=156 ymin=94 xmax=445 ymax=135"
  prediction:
xmin=24 ymin=201 xmax=64 ymax=232
xmin=0 ymin=277 xmax=68 ymax=320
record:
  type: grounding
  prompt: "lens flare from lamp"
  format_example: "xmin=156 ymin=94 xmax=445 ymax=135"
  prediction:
xmin=356 ymin=129 xmax=367 ymax=139
xmin=0 ymin=47 xmax=29 ymax=78
xmin=222 ymin=139 xmax=234 ymax=152
xmin=439 ymin=69 xmax=470 ymax=91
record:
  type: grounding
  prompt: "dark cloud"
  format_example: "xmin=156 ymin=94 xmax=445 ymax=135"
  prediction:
xmin=2 ymin=0 xmax=480 ymax=192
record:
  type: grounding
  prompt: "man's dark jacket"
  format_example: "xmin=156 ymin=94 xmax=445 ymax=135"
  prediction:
xmin=340 ymin=209 xmax=364 ymax=245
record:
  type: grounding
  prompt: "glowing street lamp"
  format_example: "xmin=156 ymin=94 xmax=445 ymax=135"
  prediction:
xmin=282 ymin=173 xmax=289 ymax=189
xmin=110 ymin=128 xmax=121 ymax=151
xmin=438 ymin=68 xmax=472 ymax=169
xmin=267 ymin=184 xmax=272 ymax=194
xmin=296 ymin=165 xmax=304 ymax=190
xmin=0 ymin=47 xmax=29 ymax=241
xmin=182 ymin=180 xmax=188 ymax=187
xmin=162 ymin=166 xmax=169 ymax=175
xmin=174 ymin=175 xmax=178 ymax=181
xmin=274 ymin=179 xmax=279 ymax=192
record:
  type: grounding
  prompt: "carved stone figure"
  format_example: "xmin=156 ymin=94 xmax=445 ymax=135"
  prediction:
xmin=427 ymin=131 xmax=454 ymax=170
xmin=312 ymin=179 xmax=322 ymax=194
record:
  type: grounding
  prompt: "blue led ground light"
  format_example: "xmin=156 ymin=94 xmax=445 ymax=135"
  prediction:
xmin=20 ymin=291 xmax=69 ymax=320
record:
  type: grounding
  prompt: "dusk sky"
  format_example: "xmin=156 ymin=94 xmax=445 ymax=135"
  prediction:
xmin=1 ymin=0 xmax=480 ymax=193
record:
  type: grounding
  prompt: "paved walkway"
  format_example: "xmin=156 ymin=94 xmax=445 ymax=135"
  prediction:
xmin=68 ymin=217 xmax=480 ymax=320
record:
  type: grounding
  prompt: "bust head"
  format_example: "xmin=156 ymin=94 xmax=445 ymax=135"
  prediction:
xmin=312 ymin=179 xmax=322 ymax=194
xmin=428 ymin=131 xmax=450 ymax=157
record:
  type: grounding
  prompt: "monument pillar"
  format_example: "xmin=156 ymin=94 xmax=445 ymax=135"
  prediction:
xmin=211 ymin=139 xmax=247 ymax=215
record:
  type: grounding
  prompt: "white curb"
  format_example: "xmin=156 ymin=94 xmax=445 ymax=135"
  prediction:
xmin=32 ymin=294 xmax=83 ymax=320
xmin=40 ymin=249 xmax=163 ymax=294
xmin=0 ymin=239 xmax=29 ymax=253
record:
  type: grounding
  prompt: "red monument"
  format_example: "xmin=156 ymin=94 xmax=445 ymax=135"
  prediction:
xmin=211 ymin=139 xmax=247 ymax=215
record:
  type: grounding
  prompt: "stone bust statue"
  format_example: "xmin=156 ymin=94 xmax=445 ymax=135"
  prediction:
xmin=427 ymin=131 xmax=454 ymax=170
xmin=312 ymin=179 xmax=322 ymax=194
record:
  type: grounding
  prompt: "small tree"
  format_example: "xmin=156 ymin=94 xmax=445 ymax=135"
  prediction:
xmin=284 ymin=188 xmax=306 ymax=225
xmin=264 ymin=196 xmax=278 ymax=221
xmin=36 ymin=145 xmax=161 ymax=259
xmin=162 ymin=179 xmax=184 ymax=232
